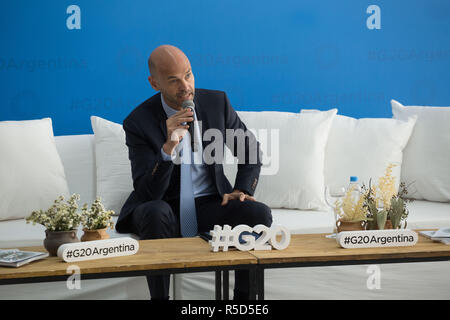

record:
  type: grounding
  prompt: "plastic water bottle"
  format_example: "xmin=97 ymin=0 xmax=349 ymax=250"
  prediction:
xmin=348 ymin=176 xmax=361 ymax=203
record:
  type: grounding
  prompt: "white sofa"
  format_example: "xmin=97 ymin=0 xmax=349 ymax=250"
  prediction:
xmin=1 ymin=100 xmax=449 ymax=299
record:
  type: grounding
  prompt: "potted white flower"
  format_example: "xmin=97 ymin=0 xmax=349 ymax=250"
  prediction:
xmin=26 ymin=194 xmax=82 ymax=256
xmin=334 ymin=186 xmax=368 ymax=233
xmin=363 ymin=164 xmax=413 ymax=230
xmin=80 ymin=197 xmax=115 ymax=241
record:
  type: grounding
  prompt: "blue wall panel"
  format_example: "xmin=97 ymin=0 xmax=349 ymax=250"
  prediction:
xmin=1 ymin=0 xmax=449 ymax=135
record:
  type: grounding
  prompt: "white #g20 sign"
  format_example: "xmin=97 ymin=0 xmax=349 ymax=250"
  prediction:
xmin=57 ymin=237 xmax=139 ymax=262
xmin=209 ymin=224 xmax=291 ymax=252
xmin=336 ymin=229 xmax=418 ymax=249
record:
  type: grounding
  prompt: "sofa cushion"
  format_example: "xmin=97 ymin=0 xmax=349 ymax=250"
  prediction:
xmin=300 ymin=109 xmax=417 ymax=193
xmin=0 ymin=118 xmax=70 ymax=221
xmin=224 ymin=109 xmax=337 ymax=210
xmin=401 ymin=200 xmax=450 ymax=229
xmin=55 ymin=134 xmax=96 ymax=206
xmin=90 ymin=116 xmax=133 ymax=216
xmin=271 ymin=200 xmax=450 ymax=235
xmin=272 ymin=208 xmax=335 ymax=234
xmin=391 ymin=100 xmax=450 ymax=202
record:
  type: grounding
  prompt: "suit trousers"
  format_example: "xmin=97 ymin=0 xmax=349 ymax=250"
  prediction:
xmin=129 ymin=193 xmax=272 ymax=299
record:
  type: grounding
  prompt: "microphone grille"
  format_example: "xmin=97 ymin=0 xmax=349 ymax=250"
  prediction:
xmin=182 ymin=100 xmax=195 ymax=109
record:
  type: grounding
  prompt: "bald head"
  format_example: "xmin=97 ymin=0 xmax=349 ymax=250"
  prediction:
xmin=147 ymin=45 xmax=195 ymax=109
xmin=148 ymin=45 xmax=189 ymax=79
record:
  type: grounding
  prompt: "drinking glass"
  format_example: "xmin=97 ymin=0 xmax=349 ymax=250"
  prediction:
xmin=324 ymin=185 xmax=346 ymax=237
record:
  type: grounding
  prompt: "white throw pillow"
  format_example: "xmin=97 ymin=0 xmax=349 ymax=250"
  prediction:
xmin=90 ymin=116 xmax=133 ymax=216
xmin=223 ymin=109 xmax=337 ymax=210
xmin=391 ymin=100 xmax=450 ymax=202
xmin=0 ymin=118 xmax=70 ymax=221
xmin=300 ymin=109 xmax=417 ymax=193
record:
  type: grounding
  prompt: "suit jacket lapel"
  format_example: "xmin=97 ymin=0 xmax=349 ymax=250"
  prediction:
xmin=194 ymin=93 xmax=209 ymax=150
xmin=151 ymin=92 xmax=168 ymax=142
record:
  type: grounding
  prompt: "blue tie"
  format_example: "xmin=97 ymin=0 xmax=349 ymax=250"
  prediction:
xmin=180 ymin=131 xmax=198 ymax=237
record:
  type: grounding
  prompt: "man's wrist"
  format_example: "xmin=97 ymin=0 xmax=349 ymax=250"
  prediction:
xmin=162 ymin=141 xmax=176 ymax=156
xmin=161 ymin=142 xmax=177 ymax=161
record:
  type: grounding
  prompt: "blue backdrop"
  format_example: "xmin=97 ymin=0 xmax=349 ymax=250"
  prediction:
xmin=1 ymin=0 xmax=449 ymax=135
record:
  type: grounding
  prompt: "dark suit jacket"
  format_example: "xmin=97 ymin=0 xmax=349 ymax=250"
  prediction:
xmin=116 ymin=89 xmax=262 ymax=233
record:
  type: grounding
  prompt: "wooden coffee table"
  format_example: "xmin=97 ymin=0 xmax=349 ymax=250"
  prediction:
xmin=0 ymin=237 xmax=258 ymax=300
xmin=3 ymin=231 xmax=449 ymax=300
xmin=250 ymin=230 xmax=450 ymax=300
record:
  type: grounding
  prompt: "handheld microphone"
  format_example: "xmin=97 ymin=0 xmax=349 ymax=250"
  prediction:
xmin=181 ymin=100 xmax=196 ymax=152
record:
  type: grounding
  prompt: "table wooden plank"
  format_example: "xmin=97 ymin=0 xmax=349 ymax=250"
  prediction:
xmin=0 ymin=237 xmax=257 ymax=280
xmin=3 ymin=230 xmax=449 ymax=281
xmin=250 ymin=230 xmax=450 ymax=265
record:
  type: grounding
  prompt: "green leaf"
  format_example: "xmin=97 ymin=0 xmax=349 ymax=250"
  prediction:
xmin=377 ymin=210 xmax=387 ymax=230
xmin=389 ymin=198 xmax=404 ymax=229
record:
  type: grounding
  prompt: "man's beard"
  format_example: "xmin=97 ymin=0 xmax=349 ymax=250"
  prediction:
xmin=162 ymin=89 xmax=194 ymax=108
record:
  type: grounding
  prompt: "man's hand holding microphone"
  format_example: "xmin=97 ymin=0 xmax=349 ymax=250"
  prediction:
xmin=162 ymin=107 xmax=193 ymax=156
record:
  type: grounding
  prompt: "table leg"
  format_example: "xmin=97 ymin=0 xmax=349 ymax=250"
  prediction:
xmin=257 ymin=267 xmax=264 ymax=300
xmin=248 ymin=267 xmax=257 ymax=300
xmin=223 ymin=270 xmax=229 ymax=300
xmin=215 ymin=271 xmax=222 ymax=300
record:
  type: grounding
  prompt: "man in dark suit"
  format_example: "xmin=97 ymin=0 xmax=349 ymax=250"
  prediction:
xmin=116 ymin=45 xmax=272 ymax=300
